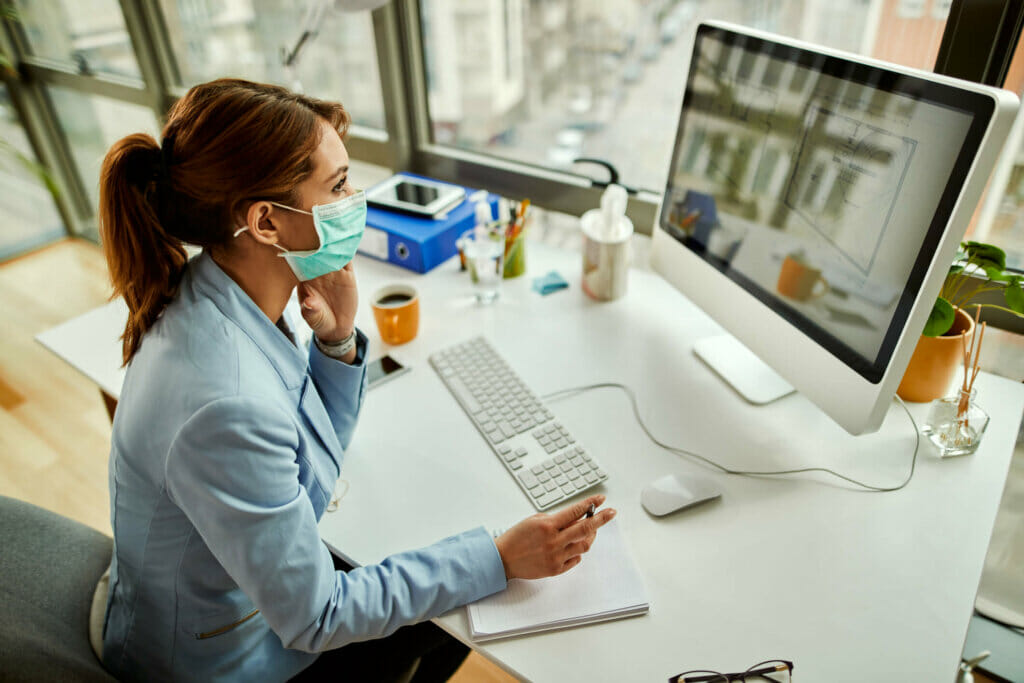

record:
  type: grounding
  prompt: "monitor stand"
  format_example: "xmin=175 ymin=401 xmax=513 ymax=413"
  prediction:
xmin=693 ymin=335 xmax=795 ymax=405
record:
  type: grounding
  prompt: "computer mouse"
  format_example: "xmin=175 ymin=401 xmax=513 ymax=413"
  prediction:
xmin=641 ymin=474 xmax=721 ymax=516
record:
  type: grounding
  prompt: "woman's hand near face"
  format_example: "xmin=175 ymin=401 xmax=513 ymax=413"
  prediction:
xmin=298 ymin=261 xmax=359 ymax=342
xmin=494 ymin=495 xmax=616 ymax=581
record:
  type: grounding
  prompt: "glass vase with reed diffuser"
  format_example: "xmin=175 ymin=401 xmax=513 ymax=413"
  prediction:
xmin=921 ymin=307 xmax=991 ymax=457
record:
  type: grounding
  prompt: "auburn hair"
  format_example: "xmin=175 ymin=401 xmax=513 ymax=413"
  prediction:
xmin=99 ymin=79 xmax=350 ymax=364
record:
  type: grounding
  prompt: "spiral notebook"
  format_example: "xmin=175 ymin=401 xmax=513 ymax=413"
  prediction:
xmin=467 ymin=519 xmax=649 ymax=642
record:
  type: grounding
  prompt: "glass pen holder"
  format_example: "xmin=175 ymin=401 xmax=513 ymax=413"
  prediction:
xmin=503 ymin=224 xmax=527 ymax=279
xmin=921 ymin=388 xmax=990 ymax=458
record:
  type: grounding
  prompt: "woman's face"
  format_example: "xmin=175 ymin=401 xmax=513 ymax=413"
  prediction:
xmin=278 ymin=118 xmax=354 ymax=252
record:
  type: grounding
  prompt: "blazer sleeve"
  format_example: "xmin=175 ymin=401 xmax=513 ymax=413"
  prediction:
xmin=308 ymin=328 xmax=369 ymax=450
xmin=164 ymin=395 xmax=507 ymax=653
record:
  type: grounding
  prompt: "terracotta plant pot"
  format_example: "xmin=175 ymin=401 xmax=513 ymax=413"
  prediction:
xmin=897 ymin=307 xmax=976 ymax=403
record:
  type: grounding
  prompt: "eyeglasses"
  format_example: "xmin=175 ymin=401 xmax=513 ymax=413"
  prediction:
xmin=670 ymin=659 xmax=793 ymax=683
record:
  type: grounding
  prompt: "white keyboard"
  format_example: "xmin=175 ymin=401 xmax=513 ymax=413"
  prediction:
xmin=430 ymin=337 xmax=608 ymax=511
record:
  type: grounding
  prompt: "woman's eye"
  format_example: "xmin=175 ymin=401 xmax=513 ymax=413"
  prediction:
xmin=333 ymin=177 xmax=348 ymax=193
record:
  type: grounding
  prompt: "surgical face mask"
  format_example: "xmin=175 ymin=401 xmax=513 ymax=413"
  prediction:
xmin=234 ymin=190 xmax=366 ymax=281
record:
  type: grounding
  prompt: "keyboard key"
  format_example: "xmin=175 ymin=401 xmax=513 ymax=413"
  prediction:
xmin=561 ymin=484 xmax=575 ymax=495
xmin=537 ymin=491 xmax=561 ymax=508
xmin=519 ymin=472 xmax=539 ymax=489
xmin=446 ymin=377 xmax=481 ymax=413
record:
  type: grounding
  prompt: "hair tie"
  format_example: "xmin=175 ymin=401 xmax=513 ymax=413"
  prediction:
xmin=157 ymin=133 xmax=176 ymax=186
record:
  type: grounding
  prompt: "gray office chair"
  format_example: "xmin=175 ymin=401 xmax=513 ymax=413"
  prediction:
xmin=0 ymin=495 xmax=117 ymax=682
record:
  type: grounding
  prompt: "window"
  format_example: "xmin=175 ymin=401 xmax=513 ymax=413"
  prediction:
xmin=0 ymin=85 xmax=64 ymax=259
xmin=13 ymin=0 xmax=142 ymax=80
xmin=159 ymin=0 xmax=386 ymax=130
xmin=47 ymin=87 xmax=160 ymax=236
xmin=417 ymin=0 xmax=950 ymax=196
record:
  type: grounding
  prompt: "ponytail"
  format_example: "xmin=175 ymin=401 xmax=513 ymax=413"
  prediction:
xmin=99 ymin=134 xmax=188 ymax=365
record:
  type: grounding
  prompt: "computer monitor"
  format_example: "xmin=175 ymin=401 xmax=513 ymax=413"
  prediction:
xmin=651 ymin=21 xmax=1018 ymax=435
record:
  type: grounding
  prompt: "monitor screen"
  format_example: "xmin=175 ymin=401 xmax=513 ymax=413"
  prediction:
xmin=652 ymin=22 xmax=1017 ymax=434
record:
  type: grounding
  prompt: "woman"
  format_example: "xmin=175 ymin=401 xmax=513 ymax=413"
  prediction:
xmin=97 ymin=78 xmax=615 ymax=682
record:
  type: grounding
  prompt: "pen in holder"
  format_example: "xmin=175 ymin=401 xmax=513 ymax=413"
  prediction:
xmin=504 ymin=200 xmax=529 ymax=279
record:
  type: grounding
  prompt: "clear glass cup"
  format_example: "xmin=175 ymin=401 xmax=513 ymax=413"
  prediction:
xmin=921 ymin=388 xmax=990 ymax=458
xmin=461 ymin=226 xmax=505 ymax=304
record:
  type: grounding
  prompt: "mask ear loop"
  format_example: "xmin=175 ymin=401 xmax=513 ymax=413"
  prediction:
xmin=233 ymin=224 xmax=290 ymax=254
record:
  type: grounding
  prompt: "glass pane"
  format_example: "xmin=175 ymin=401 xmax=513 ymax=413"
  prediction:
xmin=47 ymin=87 xmax=161 ymax=218
xmin=13 ymin=0 xmax=141 ymax=80
xmin=419 ymin=0 xmax=951 ymax=194
xmin=0 ymin=87 xmax=65 ymax=260
xmin=986 ymin=157 xmax=1024 ymax=269
xmin=160 ymin=0 xmax=386 ymax=131
xmin=978 ymin=40 xmax=1024 ymax=270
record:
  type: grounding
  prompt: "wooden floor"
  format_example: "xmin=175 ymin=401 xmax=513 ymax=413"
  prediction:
xmin=0 ymin=238 xmax=517 ymax=683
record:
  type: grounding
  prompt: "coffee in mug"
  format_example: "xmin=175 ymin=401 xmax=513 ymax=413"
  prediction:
xmin=371 ymin=284 xmax=419 ymax=345
xmin=376 ymin=293 xmax=413 ymax=306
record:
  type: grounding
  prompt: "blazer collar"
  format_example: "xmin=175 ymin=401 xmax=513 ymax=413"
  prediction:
xmin=189 ymin=251 xmax=307 ymax=390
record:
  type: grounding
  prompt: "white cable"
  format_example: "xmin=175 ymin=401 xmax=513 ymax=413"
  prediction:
xmin=542 ymin=383 xmax=920 ymax=493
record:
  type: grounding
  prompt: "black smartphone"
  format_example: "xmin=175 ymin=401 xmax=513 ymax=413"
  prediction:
xmin=366 ymin=355 xmax=410 ymax=389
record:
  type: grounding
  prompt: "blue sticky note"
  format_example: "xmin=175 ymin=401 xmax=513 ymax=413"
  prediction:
xmin=532 ymin=270 xmax=569 ymax=295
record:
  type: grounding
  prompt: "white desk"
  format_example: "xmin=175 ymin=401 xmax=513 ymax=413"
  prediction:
xmin=39 ymin=240 xmax=1024 ymax=682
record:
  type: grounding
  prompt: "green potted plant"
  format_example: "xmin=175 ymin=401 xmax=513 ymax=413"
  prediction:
xmin=898 ymin=241 xmax=1024 ymax=402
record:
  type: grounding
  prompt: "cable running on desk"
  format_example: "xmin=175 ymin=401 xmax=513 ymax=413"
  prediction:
xmin=543 ymin=383 xmax=920 ymax=493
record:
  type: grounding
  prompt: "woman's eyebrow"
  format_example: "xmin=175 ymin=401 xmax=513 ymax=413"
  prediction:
xmin=325 ymin=165 xmax=349 ymax=184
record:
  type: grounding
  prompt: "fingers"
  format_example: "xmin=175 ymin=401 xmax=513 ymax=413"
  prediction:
xmin=297 ymin=282 xmax=320 ymax=310
xmin=563 ymin=539 xmax=592 ymax=557
xmin=557 ymin=555 xmax=582 ymax=575
xmin=550 ymin=494 xmax=606 ymax=530
xmin=561 ymin=507 xmax=616 ymax=544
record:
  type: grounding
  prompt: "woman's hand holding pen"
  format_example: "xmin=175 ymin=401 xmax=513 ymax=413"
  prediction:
xmin=299 ymin=261 xmax=359 ymax=342
xmin=495 ymin=494 xmax=616 ymax=581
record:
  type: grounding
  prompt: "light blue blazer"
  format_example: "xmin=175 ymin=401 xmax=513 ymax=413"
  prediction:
xmin=102 ymin=252 xmax=506 ymax=682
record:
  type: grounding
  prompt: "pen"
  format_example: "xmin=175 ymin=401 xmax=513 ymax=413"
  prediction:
xmin=586 ymin=503 xmax=595 ymax=519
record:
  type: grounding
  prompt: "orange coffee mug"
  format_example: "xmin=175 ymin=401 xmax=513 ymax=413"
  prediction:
xmin=371 ymin=284 xmax=419 ymax=345
xmin=777 ymin=255 xmax=829 ymax=301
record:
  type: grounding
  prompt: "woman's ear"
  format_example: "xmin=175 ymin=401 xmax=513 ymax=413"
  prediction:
xmin=242 ymin=201 xmax=281 ymax=246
